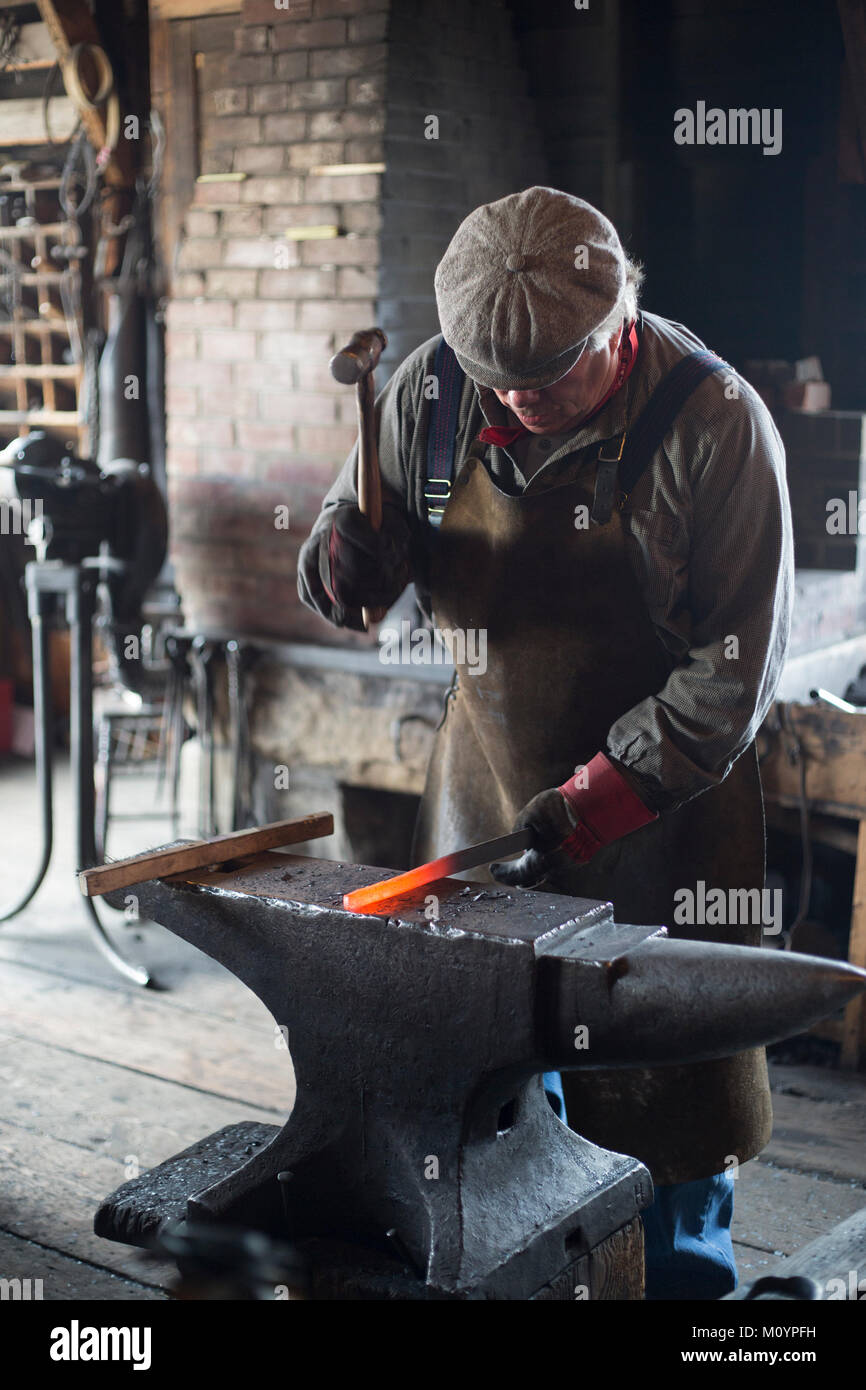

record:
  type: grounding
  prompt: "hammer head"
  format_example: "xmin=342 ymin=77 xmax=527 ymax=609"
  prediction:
xmin=329 ymin=327 xmax=387 ymax=385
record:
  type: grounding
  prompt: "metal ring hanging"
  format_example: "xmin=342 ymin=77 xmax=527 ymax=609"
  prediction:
xmin=62 ymin=42 xmax=121 ymax=163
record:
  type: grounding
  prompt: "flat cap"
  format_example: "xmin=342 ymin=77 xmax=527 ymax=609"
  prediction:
xmin=434 ymin=187 xmax=626 ymax=390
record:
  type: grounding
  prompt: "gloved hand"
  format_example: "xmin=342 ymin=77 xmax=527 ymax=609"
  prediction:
xmin=297 ymin=500 xmax=410 ymax=631
xmin=490 ymin=752 xmax=658 ymax=888
xmin=328 ymin=502 xmax=410 ymax=610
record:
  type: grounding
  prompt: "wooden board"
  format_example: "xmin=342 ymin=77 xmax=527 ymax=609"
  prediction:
xmin=0 ymin=1229 xmax=167 ymax=1300
xmin=0 ymin=1032 xmax=282 ymax=1166
xmin=760 ymin=702 xmax=866 ymax=818
xmin=6 ymin=23 xmax=57 ymax=70
xmin=764 ymin=1063 xmax=866 ymax=1184
xmin=0 ymin=1118 xmax=177 ymax=1285
xmin=0 ymin=959 xmax=294 ymax=1111
xmin=149 ymin=16 xmax=199 ymax=289
xmin=152 ymin=0 xmax=240 ymax=16
xmin=729 ymin=1206 xmax=866 ymax=1298
xmin=79 ymin=812 xmax=334 ymax=896
xmin=0 ymin=95 xmax=78 ymax=145
xmin=842 ymin=817 xmax=866 ymax=1066
xmin=731 ymin=1159 xmax=866 ymax=1256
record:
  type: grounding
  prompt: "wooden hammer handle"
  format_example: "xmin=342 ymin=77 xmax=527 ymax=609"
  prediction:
xmin=78 ymin=813 xmax=334 ymax=898
xmin=356 ymin=371 xmax=387 ymax=626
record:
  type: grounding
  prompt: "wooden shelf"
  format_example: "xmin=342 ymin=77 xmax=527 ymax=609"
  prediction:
xmin=0 ymin=409 xmax=81 ymax=426
xmin=0 ymin=179 xmax=64 ymax=192
xmin=0 ymin=364 xmax=79 ymax=380
xmin=18 ymin=271 xmax=64 ymax=286
xmin=0 ymin=320 xmax=75 ymax=334
xmin=0 ymin=168 xmax=87 ymax=450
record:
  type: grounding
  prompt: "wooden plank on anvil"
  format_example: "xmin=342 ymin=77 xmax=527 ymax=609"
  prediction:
xmin=78 ymin=812 xmax=334 ymax=898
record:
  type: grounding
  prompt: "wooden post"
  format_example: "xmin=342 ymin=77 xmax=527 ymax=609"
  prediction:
xmin=35 ymin=0 xmax=136 ymax=274
xmin=841 ymin=818 xmax=866 ymax=1068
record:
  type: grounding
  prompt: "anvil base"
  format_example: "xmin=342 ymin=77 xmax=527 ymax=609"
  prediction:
xmin=95 ymin=1121 xmax=646 ymax=1301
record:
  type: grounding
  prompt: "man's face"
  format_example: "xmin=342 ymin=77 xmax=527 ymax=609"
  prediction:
xmin=491 ymin=328 xmax=620 ymax=434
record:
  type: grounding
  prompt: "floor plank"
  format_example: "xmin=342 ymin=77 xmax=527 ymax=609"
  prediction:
xmin=0 ymin=1034 xmax=281 ymax=1167
xmin=0 ymin=1121 xmax=176 ymax=1286
xmin=732 ymin=1159 xmax=866 ymax=1257
xmin=0 ymin=1228 xmax=168 ymax=1301
xmin=0 ymin=959 xmax=294 ymax=1112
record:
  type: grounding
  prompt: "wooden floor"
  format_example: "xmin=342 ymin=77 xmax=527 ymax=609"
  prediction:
xmin=1 ymin=757 xmax=865 ymax=1299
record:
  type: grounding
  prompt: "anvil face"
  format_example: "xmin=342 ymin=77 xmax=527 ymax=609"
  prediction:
xmin=177 ymin=849 xmax=615 ymax=944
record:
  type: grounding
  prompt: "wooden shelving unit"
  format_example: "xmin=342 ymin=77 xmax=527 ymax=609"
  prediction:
xmin=0 ymin=177 xmax=87 ymax=453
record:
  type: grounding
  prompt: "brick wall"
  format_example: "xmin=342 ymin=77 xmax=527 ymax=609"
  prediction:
xmin=166 ymin=1 xmax=387 ymax=644
xmin=164 ymin=0 xmax=546 ymax=641
xmin=379 ymin=0 xmax=547 ymax=374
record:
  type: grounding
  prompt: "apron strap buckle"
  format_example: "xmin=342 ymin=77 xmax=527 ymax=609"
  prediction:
xmin=424 ymin=478 xmax=452 ymax=527
xmin=590 ymin=434 xmax=626 ymax=525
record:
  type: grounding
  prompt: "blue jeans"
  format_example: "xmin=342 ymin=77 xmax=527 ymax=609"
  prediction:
xmin=641 ymin=1172 xmax=738 ymax=1300
xmin=543 ymin=1070 xmax=566 ymax=1120
xmin=546 ymin=1072 xmax=737 ymax=1300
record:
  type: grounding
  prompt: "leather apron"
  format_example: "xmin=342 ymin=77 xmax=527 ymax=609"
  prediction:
xmin=413 ymin=446 xmax=772 ymax=1185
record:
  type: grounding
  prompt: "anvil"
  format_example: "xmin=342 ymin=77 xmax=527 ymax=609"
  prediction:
xmin=95 ymin=851 xmax=866 ymax=1300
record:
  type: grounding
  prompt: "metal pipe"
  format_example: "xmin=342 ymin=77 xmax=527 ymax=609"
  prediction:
xmin=0 ymin=567 xmax=53 ymax=920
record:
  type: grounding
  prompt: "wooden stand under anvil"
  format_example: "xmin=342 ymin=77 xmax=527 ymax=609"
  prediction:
xmin=88 ymin=837 xmax=866 ymax=1300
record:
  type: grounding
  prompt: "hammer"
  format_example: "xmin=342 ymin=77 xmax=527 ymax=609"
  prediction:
xmin=329 ymin=327 xmax=388 ymax=629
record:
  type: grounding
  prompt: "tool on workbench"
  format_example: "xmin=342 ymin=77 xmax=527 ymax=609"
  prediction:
xmin=328 ymin=326 xmax=388 ymax=630
xmin=94 ymin=846 xmax=866 ymax=1300
xmin=342 ymin=828 xmax=533 ymax=911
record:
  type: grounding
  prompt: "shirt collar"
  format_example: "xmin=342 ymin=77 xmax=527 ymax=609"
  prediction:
xmin=474 ymin=374 xmax=631 ymax=455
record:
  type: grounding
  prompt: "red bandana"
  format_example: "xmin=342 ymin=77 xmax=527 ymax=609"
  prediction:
xmin=478 ymin=321 xmax=639 ymax=448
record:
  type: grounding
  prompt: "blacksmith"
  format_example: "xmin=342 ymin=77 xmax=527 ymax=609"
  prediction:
xmin=298 ymin=186 xmax=794 ymax=1299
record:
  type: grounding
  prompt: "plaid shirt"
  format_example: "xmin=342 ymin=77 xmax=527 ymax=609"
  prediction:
xmin=299 ymin=310 xmax=794 ymax=813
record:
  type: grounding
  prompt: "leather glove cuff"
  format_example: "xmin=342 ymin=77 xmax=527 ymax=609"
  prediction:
xmin=327 ymin=502 xmax=410 ymax=610
xmin=557 ymin=752 xmax=657 ymax=863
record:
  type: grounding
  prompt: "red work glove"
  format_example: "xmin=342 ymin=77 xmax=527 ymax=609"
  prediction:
xmin=490 ymin=752 xmax=658 ymax=888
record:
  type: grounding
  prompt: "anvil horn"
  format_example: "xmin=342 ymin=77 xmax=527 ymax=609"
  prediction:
xmin=541 ymin=932 xmax=866 ymax=1069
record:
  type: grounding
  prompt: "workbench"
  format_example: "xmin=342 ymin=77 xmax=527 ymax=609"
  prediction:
xmin=759 ymin=700 xmax=866 ymax=1068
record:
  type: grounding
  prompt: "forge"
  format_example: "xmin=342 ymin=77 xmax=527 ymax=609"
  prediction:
xmin=93 ymin=848 xmax=866 ymax=1301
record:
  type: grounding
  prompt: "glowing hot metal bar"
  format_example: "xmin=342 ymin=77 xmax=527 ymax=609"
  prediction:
xmin=343 ymin=828 xmax=534 ymax=912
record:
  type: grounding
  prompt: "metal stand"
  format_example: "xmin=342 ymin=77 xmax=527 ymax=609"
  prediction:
xmin=0 ymin=558 xmax=150 ymax=987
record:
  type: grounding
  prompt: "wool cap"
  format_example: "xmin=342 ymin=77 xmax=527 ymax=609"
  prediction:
xmin=434 ymin=187 xmax=627 ymax=390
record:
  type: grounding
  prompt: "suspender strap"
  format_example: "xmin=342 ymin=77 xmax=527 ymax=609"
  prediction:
xmin=591 ymin=348 xmax=727 ymax=524
xmin=425 ymin=337 xmax=465 ymax=527
xmin=618 ymin=349 xmax=727 ymax=500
